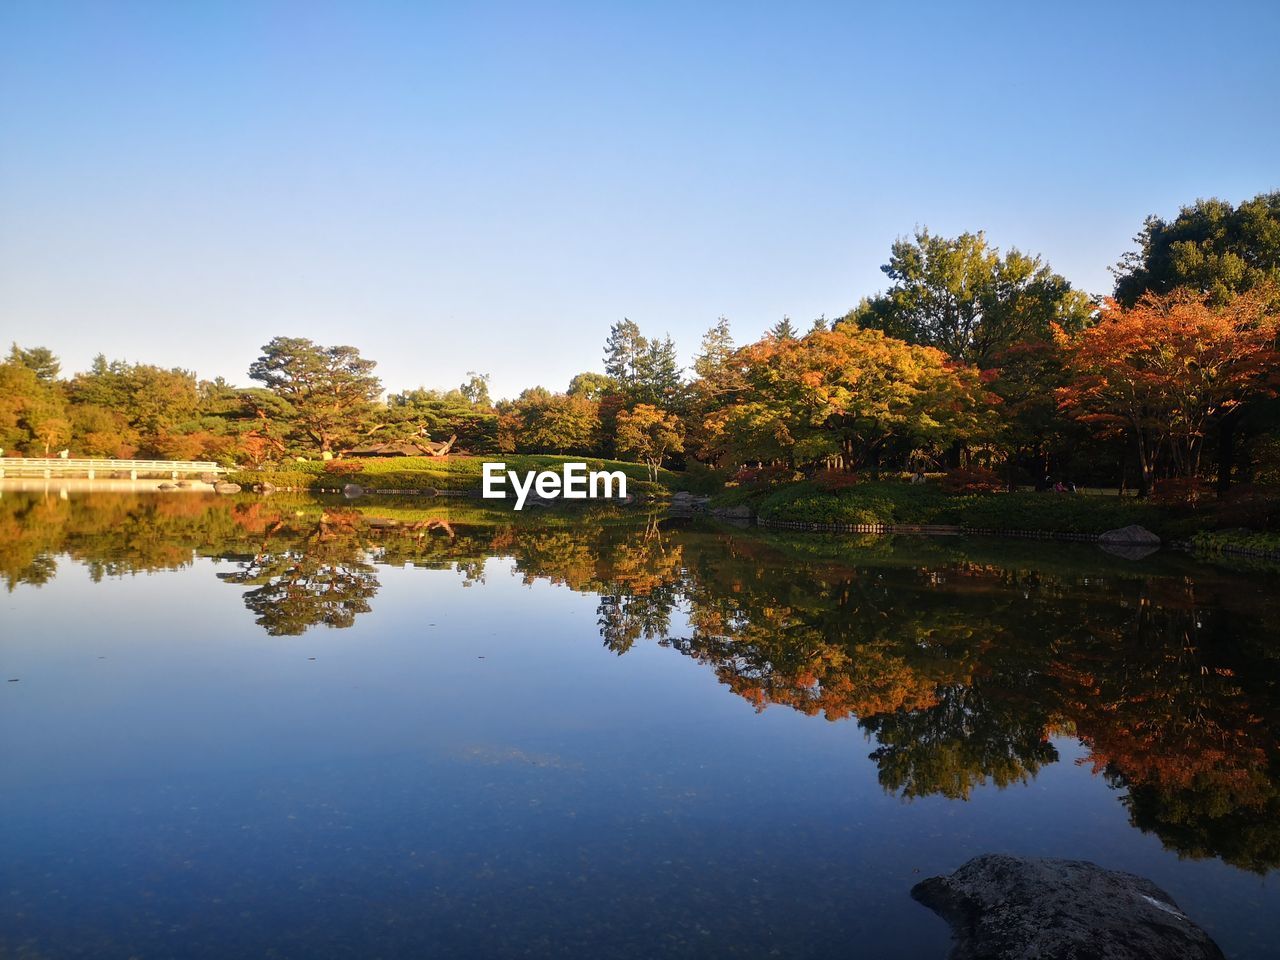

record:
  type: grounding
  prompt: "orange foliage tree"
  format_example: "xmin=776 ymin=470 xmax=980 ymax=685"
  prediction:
xmin=704 ymin=325 xmax=997 ymax=472
xmin=1056 ymin=287 xmax=1280 ymax=495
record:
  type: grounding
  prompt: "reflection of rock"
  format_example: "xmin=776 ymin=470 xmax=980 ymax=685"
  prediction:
xmin=668 ymin=491 xmax=711 ymax=515
xmin=1100 ymin=541 xmax=1161 ymax=560
xmin=1098 ymin=526 xmax=1161 ymax=560
xmin=1099 ymin=525 xmax=1161 ymax=545
xmin=912 ymin=855 xmax=1224 ymax=960
xmin=343 ymin=483 xmax=364 ymax=498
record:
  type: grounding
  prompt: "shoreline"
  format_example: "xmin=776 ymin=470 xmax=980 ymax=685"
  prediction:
xmin=0 ymin=477 xmax=220 ymax=493
xmin=754 ymin=516 xmax=1280 ymax=563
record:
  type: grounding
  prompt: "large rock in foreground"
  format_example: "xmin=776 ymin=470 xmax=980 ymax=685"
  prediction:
xmin=911 ymin=855 xmax=1224 ymax=960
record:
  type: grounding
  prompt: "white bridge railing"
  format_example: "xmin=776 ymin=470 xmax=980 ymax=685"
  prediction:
xmin=0 ymin=458 xmax=227 ymax=480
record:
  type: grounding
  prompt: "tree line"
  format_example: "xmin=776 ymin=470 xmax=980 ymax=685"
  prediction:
xmin=3 ymin=190 xmax=1279 ymax=495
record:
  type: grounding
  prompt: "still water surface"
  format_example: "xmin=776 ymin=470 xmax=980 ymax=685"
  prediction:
xmin=2 ymin=492 xmax=1279 ymax=958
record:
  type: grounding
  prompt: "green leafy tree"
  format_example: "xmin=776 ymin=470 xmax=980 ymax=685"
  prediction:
xmin=498 ymin=388 xmax=601 ymax=455
xmin=1114 ymin=192 xmax=1280 ymax=306
xmin=567 ymin=371 xmax=615 ymax=401
xmin=847 ymin=229 xmax=1092 ymax=367
xmin=385 ymin=386 xmax=499 ymax=452
xmin=459 ymin=371 xmax=492 ymax=407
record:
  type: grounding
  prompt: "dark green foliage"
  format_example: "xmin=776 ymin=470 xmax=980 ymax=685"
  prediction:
xmin=1114 ymin=192 xmax=1280 ymax=306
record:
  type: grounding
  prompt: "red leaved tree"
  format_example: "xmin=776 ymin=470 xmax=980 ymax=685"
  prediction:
xmin=1056 ymin=287 xmax=1280 ymax=496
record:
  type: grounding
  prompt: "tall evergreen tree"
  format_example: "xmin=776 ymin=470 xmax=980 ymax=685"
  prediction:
xmin=603 ymin=319 xmax=647 ymax=388
xmin=770 ymin=316 xmax=798 ymax=341
xmin=7 ymin=344 xmax=61 ymax=382
xmin=636 ymin=335 xmax=683 ymax=407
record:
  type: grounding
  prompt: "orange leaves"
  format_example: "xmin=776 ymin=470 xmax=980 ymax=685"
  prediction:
xmin=1056 ymin=285 xmax=1280 ymax=479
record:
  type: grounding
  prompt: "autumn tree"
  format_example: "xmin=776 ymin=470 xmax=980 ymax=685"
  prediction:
xmin=706 ymin=325 xmax=995 ymax=473
xmin=1056 ymin=287 xmax=1280 ymax=495
xmin=497 ymin=388 xmax=600 ymax=455
xmin=0 ymin=358 xmax=71 ymax=455
xmin=616 ymin=404 xmax=685 ymax=481
xmin=248 ymin=337 xmax=382 ymax=455
xmin=1113 ymin=192 xmax=1280 ymax=488
xmin=64 ymin=356 xmax=203 ymax=457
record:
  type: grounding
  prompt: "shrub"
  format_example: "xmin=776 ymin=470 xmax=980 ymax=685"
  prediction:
xmin=731 ymin=464 xmax=795 ymax=487
xmin=323 ymin=460 xmax=365 ymax=476
xmin=812 ymin=469 xmax=864 ymax=492
xmin=1151 ymin=477 xmax=1212 ymax=506
xmin=1210 ymin=484 xmax=1280 ymax=531
xmin=939 ymin=467 xmax=1004 ymax=494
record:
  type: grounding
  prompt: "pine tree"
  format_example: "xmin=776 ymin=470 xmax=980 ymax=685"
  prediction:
xmin=603 ymin=319 xmax=647 ymax=388
xmin=770 ymin=316 xmax=798 ymax=341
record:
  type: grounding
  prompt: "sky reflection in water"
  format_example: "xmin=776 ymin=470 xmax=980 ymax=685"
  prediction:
xmin=2 ymin=492 xmax=1279 ymax=959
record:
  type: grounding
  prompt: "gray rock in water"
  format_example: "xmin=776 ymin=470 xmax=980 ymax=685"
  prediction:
xmin=342 ymin=483 xmax=364 ymax=498
xmin=711 ymin=504 xmax=752 ymax=520
xmin=1098 ymin=524 xmax=1161 ymax=546
xmin=1100 ymin=541 xmax=1161 ymax=561
xmin=214 ymin=482 xmax=242 ymax=495
xmin=912 ymin=854 xmax=1224 ymax=960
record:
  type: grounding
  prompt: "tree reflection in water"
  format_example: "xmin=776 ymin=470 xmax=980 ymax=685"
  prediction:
xmin=4 ymin=490 xmax=1280 ymax=871
xmin=216 ymin=510 xmax=381 ymax=635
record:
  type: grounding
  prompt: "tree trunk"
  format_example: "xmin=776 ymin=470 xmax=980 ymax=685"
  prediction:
xmin=1216 ymin=411 xmax=1239 ymax=496
xmin=1136 ymin=429 xmax=1153 ymax=498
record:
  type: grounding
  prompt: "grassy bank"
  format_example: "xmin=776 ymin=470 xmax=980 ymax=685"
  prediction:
xmin=228 ymin=454 xmax=686 ymax=497
xmin=714 ymin=479 xmax=1186 ymax=536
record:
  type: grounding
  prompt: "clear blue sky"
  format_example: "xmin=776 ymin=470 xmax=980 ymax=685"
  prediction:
xmin=2 ymin=1 xmax=1277 ymax=399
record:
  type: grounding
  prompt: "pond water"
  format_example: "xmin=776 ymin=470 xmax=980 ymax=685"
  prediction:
xmin=2 ymin=491 xmax=1279 ymax=959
